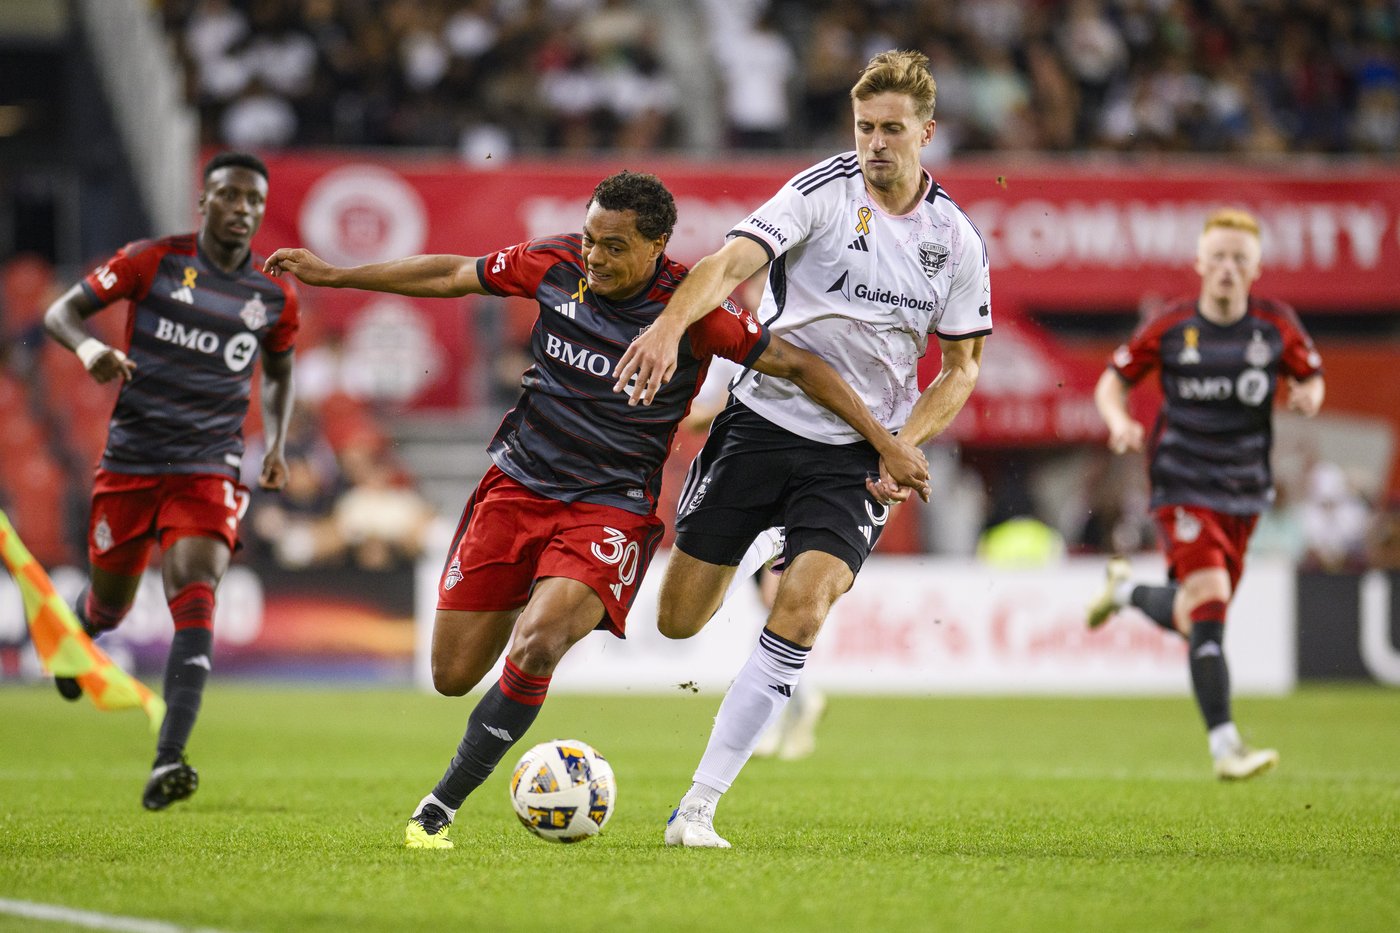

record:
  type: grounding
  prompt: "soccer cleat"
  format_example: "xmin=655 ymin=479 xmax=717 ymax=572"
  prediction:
xmin=1214 ymin=747 xmax=1279 ymax=781
xmin=777 ymin=689 xmax=827 ymax=761
xmin=664 ymin=804 xmax=731 ymax=848
xmin=405 ymin=803 xmax=454 ymax=849
xmin=142 ymin=757 xmax=199 ymax=810
xmin=55 ymin=676 xmax=83 ymax=701
xmin=1087 ymin=556 xmax=1132 ymax=629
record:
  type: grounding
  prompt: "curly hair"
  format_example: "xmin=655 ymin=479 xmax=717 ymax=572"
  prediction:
xmin=589 ymin=170 xmax=677 ymax=242
xmin=851 ymin=50 xmax=937 ymax=122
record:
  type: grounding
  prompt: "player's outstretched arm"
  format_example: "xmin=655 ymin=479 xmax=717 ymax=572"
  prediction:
xmin=751 ymin=336 xmax=931 ymax=501
xmin=614 ymin=236 xmax=769 ymax=406
xmin=263 ymin=248 xmax=484 ymax=298
xmin=43 ymin=283 xmax=135 ymax=384
xmin=1093 ymin=368 xmax=1145 ymax=454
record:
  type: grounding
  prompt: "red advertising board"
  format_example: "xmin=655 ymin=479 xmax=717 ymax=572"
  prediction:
xmin=254 ymin=155 xmax=1400 ymax=452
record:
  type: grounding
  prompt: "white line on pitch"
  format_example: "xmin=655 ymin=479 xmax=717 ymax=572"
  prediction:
xmin=0 ymin=898 xmax=233 ymax=933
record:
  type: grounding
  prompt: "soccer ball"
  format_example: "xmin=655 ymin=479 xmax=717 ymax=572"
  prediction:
xmin=509 ymin=739 xmax=615 ymax=843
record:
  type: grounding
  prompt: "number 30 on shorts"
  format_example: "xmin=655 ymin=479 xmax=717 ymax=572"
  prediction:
xmin=591 ymin=527 xmax=640 ymax=600
xmin=223 ymin=480 xmax=251 ymax=531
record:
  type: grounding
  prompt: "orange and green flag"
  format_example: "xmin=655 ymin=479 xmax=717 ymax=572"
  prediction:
xmin=0 ymin=509 xmax=165 ymax=732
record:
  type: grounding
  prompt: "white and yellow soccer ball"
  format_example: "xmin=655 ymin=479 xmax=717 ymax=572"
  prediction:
xmin=509 ymin=739 xmax=615 ymax=843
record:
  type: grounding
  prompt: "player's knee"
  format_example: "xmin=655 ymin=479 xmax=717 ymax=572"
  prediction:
xmin=430 ymin=657 xmax=481 ymax=696
xmin=508 ymin=628 xmax=569 ymax=678
xmin=656 ymin=598 xmax=713 ymax=640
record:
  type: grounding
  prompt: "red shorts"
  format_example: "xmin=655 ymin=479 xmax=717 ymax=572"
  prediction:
xmin=437 ymin=466 xmax=664 ymax=636
xmin=88 ymin=469 xmax=250 ymax=576
xmin=1153 ymin=504 xmax=1258 ymax=592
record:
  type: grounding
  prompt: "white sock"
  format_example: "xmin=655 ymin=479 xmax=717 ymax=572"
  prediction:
xmin=722 ymin=527 xmax=785 ymax=602
xmin=1111 ymin=577 xmax=1135 ymax=607
xmin=1208 ymin=722 xmax=1243 ymax=760
xmin=416 ymin=792 xmax=457 ymax=820
xmin=680 ymin=781 xmax=723 ymax=811
xmin=692 ymin=628 xmax=808 ymax=793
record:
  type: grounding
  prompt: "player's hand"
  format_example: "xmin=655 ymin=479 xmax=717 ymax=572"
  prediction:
xmin=264 ymin=248 xmax=337 ymax=286
xmin=876 ymin=440 xmax=931 ymax=502
xmin=259 ymin=451 xmax=289 ymax=490
xmin=864 ymin=470 xmax=915 ymax=506
xmin=87 ymin=347 xmax=137 ymax=384
xmin=1286 ymin=377 xmax=1324 ymax=417
xmin=613 ymin=322 xmax=683 ymax=406
xmin=1107 ymin=419 xmax=1145 ymax=455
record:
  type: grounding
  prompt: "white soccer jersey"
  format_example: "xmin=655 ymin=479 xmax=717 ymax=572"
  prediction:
xmin=728 ymin=152 xmax=992 ymax=443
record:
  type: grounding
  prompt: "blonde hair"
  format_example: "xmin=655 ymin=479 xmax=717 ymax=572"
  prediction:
xmin=1202 ymin=208 xmax=1261 ymax=237
xmin=850 ymin=50 xmax=937 ymax=121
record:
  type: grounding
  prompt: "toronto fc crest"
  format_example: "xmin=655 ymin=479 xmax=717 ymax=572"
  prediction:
xmin=240 ymin=293 xmax=268 ymax=330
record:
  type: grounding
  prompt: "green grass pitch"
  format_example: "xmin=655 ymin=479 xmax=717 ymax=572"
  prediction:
xmin=1 ymin=684 xmax=1397 ymax=932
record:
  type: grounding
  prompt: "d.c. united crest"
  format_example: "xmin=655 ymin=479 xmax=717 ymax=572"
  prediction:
xmin=918 ymin=241 xmax=949 ymax=280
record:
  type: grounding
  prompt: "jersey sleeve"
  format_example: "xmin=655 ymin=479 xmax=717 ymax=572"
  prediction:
xmin=935 ymin=217 xmax=993 ymax=340
xmin=686 ymin=297 xmax=770 ymax=367
xmin=1111 ymin=317 xmax=1167 ymax=385
xmin=263 ymin=276 xmax=300 ymax=354
xmin=727 ymin=179 xmax=817 ymax=262
xmin=475 ymin=237 xmax=572 ymax=299
xmin=1273 ymin=303 xmax=1324 ymax=379
xmin=79 ymin=239 xmax=163 ymax=307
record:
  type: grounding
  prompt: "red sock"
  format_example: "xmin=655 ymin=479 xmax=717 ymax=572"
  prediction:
xmin=499 ymin=658 xmax=551 ymax=706
xmin=168 ymin=582 xmax=216 ymax=631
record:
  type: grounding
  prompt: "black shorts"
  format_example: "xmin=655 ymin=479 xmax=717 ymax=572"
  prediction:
xmin=674 ymin=402 xmax=890 ymax=575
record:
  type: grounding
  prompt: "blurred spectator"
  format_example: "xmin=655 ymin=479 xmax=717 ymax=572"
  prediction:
xmin=156 ymin=0 xmax=1400 ymax=157
xmin=333 ymin=438 xmax=436 ymax=571
xmin=1300 ymin=462 xmax=1373 ymax=573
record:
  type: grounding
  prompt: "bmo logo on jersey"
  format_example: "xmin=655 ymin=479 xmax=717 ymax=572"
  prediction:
xmin=154 ymin=317 xmax=259 ymax=372
xmin=544 ymin=333 xmax=614 ymax=378
xmin=1177 ymin=369 xmax=1270 ymax=406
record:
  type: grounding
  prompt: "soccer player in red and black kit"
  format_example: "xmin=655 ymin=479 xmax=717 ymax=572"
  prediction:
xmin=264 ymin=170 xmax=929 ymax=849
xmin=44 ymin=152 xmax=298 ymax=809
xmin=1087 ymin=208 xmax=1324 ymax=781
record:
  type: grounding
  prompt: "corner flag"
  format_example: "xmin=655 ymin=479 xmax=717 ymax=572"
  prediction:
xmin=0 ymin=510 xmax=165 ymax=732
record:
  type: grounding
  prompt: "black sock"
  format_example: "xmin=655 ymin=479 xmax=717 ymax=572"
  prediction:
xmin=1188 ymin=620 xmax=1231 ymax=729
xmin=1129 ymin=584 xmax=1181 ymax=635
xmin=157 ymin=628 xmax=213 ymax=764
xmin=433 ymin=660 xmax=549 ymax=810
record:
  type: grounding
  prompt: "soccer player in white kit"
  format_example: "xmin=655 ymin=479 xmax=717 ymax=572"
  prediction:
xmin=614 ymin=50 xmax=992 ymax=847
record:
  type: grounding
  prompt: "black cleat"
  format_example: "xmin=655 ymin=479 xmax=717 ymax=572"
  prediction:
xmin=142 ymin=757 xmax=199 ymax=811
xmin=55 ymin=676 xmax=83 ymax=700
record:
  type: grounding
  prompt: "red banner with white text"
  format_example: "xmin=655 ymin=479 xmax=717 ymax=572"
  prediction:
xmin=253 ymin=155 xmax=1400 ymax=448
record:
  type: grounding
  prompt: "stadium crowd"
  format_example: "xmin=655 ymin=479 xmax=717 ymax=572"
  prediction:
xmin=158 ymin=0 xmax=1400 ymax=156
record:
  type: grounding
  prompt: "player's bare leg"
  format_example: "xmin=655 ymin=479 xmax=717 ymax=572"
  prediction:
xmin=408 ymin=578 xmax=605 ymax=849
xmin=429 ymin=608 xmax=520 ymax=696
xmin=1177 ymin=568 xmax=1277 ymax=780
xmin=55 ymin=566 xmax=142 ymax=700
xmin=668 ymin=551 xmax=852 ymax=848
xmin=655 ymin=547 xmax=738 ymax=639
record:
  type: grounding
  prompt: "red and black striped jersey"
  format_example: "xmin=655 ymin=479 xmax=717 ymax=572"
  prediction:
xmin=1112 ymin=296 xmax=1322 ymax=515
xmin=476 ymin=234 xmax=769 ymax=515
xmin=79 ymin=234 xmax=299 ymax=479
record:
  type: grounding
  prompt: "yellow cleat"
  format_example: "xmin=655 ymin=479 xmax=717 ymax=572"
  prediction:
xmin=1214 ymin=747 xmax=1280 ymax=781
xmin=1087 ymin=556 xmax=1132 ymax=629
xmin=404 ymin=802 xmax=454 ymax=849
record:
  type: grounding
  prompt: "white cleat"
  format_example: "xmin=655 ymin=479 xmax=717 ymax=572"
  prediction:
xmin=1087 ymin=556 xmax=1132 ymax=629
xmin=1214 ymin=747 xmax=1280 ymax=781
xmin=665 ymin=804 xmax=731 ymax=848
xmin=777 ymin=689 xmax=827 ymax=761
